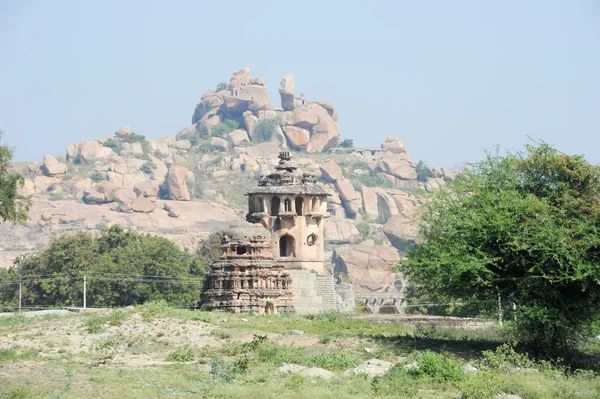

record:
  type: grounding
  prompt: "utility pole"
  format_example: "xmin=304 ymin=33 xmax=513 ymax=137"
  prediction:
xmin=18 ymin=255 xmax=23 ymax=314
xmin=497 ymin=291 xmax=503 ymax=327
xmin=83 ymin=275 xmax=87 ymax=309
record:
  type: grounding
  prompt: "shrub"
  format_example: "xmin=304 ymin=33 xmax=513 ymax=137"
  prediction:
xmin=339 ymin=139 xmax=354 ymax=148
xmin=140 ymin=162 xmax=155 ymax=175
xmin=212 ymin=119 xmax=239 ymax=137
xmin=356 ymin=172 xmax=393 ymax=189
xmin=62 ymin=173 xmax=73 ymax=181
xmin=356 ymin=222 xmax=373 ymax=239
xmin=89 ymin=171 xmax=104 ymax=182
xmin=216 ymin=82 xmax=228 ymax=92
xmin=48 ymin=192 xmax=66 ymax=201
xmin=415 ymin=160 xmax=433 ymax=182
xmin=165 ymin=346 xmax=195 ymax=362
xmin=103 ymin=138 xmax=123 ymax=154
xmin=224 ymin=119 xmax=239 ymax=131
xmin=86 ymin=316 xmax=106 ymax=334
xmin=407 ymin=351 xmax=464 ymax=382
xmin=252 ymin=117 xmax=279 ymax=143
xmin=122 ymin=132 xmax=146 ymax=143
xmin=210 ymin=355 xmax=248 ymax=382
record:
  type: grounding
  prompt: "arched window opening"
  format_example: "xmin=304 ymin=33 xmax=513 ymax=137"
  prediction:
xmin=256 ymin=197 xmax=264 ymax=212
xmin=307 ymin=234 xmax=318 ymax=246
xmin=295 ymin=197 xmax=304 ymax=216
xmin=236 ymin=246 xmax=247 ymax=255
xmin=271 ymin=197 xmax=280 ymax=216
xmin=279 ymin=235 xmax=295 ymax=257
xmin=311 ymin=198 xmax=319 ymax=212
xmin=284 ymin=199 xmax=292 ymax=212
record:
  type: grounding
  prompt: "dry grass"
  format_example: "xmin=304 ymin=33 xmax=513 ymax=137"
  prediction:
xmin=0 ymin=307 xmax=598 ymax=398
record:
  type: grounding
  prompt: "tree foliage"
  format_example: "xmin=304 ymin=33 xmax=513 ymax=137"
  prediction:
xmin=216 ymin=82 xmax=228 ymax=92
xmin=415 ymin=160 xmax=433 ymax=182
xmin=0 ymin=131 xmax=30 ymax=223
xmin=212 ymin=119 xmax=240 ymax=137
xmin=339 ymin=139 xmax=354 ymax=148
xmin=252 ymin=117 xmax=280 ymax=143
xmin=400 ymin=143 xmax=600 ymax=356
xmin=0 ymin=226 xmax=210 ymax=308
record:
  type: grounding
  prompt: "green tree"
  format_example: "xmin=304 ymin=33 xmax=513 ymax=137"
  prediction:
xmin=216 ymin=82 xmax=228 ymax=92
xmin=252 ymin=117 xmax=280 ymax=143
xmin=415 ymin=160 xmax=433 ymax=182
xmin=339 ymin=139 xmax=354 ymax=148
xmin=1 ymin=226 xmax=205 ymax=308
xmin=0 ymin=131 xmax=30 ymax=223
xmin=400 ymin=143 xmax=600 ymax=357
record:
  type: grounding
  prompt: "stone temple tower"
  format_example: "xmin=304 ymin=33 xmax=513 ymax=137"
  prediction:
xmin=246 ymin=152 xmax=330 ymax=275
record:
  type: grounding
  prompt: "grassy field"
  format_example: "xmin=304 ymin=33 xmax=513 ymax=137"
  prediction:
xmin=0 ymin=303 xmax=599 ymax=399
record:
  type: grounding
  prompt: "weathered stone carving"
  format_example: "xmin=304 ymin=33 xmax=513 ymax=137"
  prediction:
xmin=200 ymin=222 xmax=294 ymax=314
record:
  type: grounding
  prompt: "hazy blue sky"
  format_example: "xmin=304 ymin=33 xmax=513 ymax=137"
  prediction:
xmin=1 ymin=0 xmax=599 ymax=169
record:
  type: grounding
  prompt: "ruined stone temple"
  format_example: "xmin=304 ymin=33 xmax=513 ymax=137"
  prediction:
xmin=201 ymin=152 xmax=352 ymax=314
xmin=200 ymin=222 xmax=294 ymax=314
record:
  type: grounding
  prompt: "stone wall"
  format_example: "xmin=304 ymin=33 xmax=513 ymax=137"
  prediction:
xmin=288 ymin=269 xmax=324 ymax=314
xmin=287 ymin=270 xmax=352 ymax=314
xmin=334 ymin=282 xmax=355 ymax=313
xmin=316 ymin=275 xmax=336 ymax=312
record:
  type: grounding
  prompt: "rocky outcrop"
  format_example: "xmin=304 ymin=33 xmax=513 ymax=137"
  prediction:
xmin=282 ymin=126 xmax=310 ymax=150
xmin=279 ymin=74 xmax=295 ymax=111
xmin=383 ymin=214 xmax=419 ymax=252
xmin=131 ymin=197 xmax=157 ymax=213
xmin=377 ymin=151 xmax=417 ymax=180
xmin=77 ymin=141 xmax=114 ymax=163
xmin=115 ymin=126 xmax=131 ymax=138
xmin=181 ymin=69 xmax=340 ymax=153
xmin=41 ymin=155 xmax=67 ymax=177
xmin=332 ymin=244 xmax=403 ymax=292
xmin=323 ymin=220 xmax=360 ymax=243
xmin=319 ymin=160 xmax=343 ymax=183
xmin=334 ymin=179 xmax=361 ymax=218
xmin=381 ymin=137 xmax=407 ymax=154
xmin=165 ymin=166 xmax=190 ymax=201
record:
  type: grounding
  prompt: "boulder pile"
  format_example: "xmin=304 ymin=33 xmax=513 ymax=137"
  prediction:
xmin=177 ymin=68 xmax=340 ymax=153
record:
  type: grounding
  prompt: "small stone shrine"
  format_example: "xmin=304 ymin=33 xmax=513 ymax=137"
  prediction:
xmin=200 ymin=222 xmax=294 ymax=314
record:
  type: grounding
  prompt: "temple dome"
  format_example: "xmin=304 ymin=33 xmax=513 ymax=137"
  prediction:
xmin=223 ymin=222 xmax=270 ymax=244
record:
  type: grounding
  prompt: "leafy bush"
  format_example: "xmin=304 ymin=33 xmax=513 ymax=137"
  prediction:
xmin=339 ymin=139 xmax=354 ymax=148
xmin=62 ymin=173 xmax=73 ymax=181
xmin=216 ymin=82 xmax=228 ymax=92
xmin=122 ymin=133 xmax=146 ymax=143
xmin=48 ymin=192 xmax=66 ymax=201
xmin=356 ymin=222 xmax=373 ymax=240
xmin=407 ymin=351 xmax=464 ymax=382
xmin=481 ymin=343 xmax=536 ymax=371
xmin=85 ymin=316 xmax=106 ymax=334
xmin=252 ymin=117 xmax=279 ymax=143
xmin=140 ymin=162 xmax=155 ymax=175
xmin=103 ymin=138 xmax=123 ymax=154
xmin=210 ymin=355 xmax=248 ymax=382
xmin=355 ymin=172 xmax=393 ymax=189
xmin=416 ymin=160 xmax=433 ymax=182
xmin=89 ymin=171 xmax=104 ymax=182
xmin=212 ymin=119 xmax=239 ymax=137
xmin=165 ymin=346 xmax=196 ymax=362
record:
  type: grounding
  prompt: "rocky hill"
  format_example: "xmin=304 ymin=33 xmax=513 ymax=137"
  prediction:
xmin=2 ymin=68 xmax=455 ymax=294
